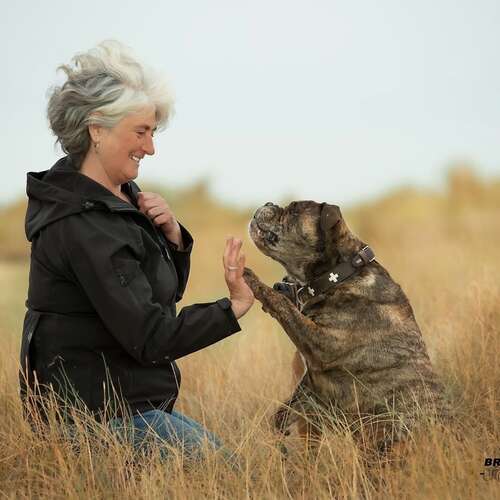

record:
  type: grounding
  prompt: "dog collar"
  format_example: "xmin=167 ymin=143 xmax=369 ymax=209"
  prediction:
xmin=273 ymin=246 xmax=375 ymax=310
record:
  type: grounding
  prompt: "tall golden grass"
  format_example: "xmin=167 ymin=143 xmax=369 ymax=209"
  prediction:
xmin=0 ymin=167 xmax=499 ymax=499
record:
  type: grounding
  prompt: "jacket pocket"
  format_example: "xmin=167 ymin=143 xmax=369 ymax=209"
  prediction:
xmin=112 ymin=258 xmax=141 ymax=287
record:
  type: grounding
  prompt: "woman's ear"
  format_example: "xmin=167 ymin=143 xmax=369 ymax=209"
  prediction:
xmin=88 ymin=123 xmax=101 ymax=143
xmin=87 ymin=112 xmax=104 ymax=143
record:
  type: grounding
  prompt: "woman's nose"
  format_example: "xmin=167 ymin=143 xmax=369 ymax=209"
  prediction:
xmin=143 ymin=134 xmax=155 ymax=156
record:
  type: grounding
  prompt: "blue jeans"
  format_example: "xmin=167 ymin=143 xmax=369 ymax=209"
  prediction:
xmin=108 ymin=409 xmax=230 ymax=463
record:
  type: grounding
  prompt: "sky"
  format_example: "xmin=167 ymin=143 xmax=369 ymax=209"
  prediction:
xmin=3 ymin=0 xmax=500 ymax=209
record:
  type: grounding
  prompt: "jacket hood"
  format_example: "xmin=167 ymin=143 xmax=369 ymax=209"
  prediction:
xmin=25 ymin=155 xmax=140 ymax=241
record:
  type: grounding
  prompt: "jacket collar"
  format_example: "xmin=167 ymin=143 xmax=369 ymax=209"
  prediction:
xmin=25 ymin=155 xmax=142 ymax=240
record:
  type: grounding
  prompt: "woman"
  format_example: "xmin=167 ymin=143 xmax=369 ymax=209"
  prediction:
xmin=20 ymin=40 xmax=254 ymax=459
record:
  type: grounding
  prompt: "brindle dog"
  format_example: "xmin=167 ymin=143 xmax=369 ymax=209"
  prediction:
xmin=244 ymin=201 xmax=448 ymax=452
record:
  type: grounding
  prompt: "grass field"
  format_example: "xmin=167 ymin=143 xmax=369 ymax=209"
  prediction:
xmin=0 ymin=169 xmax=499 ymax=499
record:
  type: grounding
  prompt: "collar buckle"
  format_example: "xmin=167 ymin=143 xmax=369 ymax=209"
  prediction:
xmin=352 ymin=245 xmax=375 ymax=267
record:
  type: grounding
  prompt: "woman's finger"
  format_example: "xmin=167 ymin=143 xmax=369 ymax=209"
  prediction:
xmin=223 ymin=237 xmax=233 ymax=269
xmin=231 ymin=240 xmax=244 ymax=271
xmin=147 ymin=205 xmax=168 ymax=218
xmin=226 ymin=240 xmax=244 ymax=276
xmin=228 ymin=238 xmax=242 ymax=265
xmin=153 ymin=213 xmax=174 ymax=226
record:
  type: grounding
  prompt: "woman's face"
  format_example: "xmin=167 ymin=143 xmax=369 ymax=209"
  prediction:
xmin=96 ymin=105 xmax=157 ymax=185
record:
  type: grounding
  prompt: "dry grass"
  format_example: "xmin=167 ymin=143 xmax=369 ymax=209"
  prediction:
xmin=1 ymin=168 xmax=499 ymax=499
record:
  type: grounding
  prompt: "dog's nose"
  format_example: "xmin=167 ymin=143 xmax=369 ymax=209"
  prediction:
xmin=254 ymin=203 xmax=277 ymax=222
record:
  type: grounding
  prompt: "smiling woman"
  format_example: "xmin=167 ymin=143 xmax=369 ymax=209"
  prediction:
xmin=81 ymin=105 xmax=157 ymax=197
xmin=21 ymin=40 xmax=254 ymax=465
xmin=47 ymin=41 xmax=173 ymax=170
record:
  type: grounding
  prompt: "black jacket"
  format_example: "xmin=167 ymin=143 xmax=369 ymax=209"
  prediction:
xmin=20 ymin=155 xmax=241 ymax=419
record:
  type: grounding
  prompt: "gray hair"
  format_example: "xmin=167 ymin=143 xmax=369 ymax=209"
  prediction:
xmin=47 ymin=40 xmax=175 ymax=167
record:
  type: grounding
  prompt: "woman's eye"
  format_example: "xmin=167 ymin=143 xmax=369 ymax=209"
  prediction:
xmin=137 ymin=131 xmax=154 ymax=138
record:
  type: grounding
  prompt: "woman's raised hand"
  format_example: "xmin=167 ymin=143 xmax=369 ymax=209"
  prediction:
xmin=223 ymin=237 xmax=254 ymax=319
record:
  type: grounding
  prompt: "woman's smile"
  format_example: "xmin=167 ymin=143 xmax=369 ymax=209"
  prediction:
xmin=130 ymin=154 xmax=142 ymax=166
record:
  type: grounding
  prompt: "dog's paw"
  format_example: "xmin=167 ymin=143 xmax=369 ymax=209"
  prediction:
xmin=243 ymin=266 xmax=258 ymax=281
xmin=243 ymin=267 xmax=278 ymax=308
xmin=243 ymin=267 xmax=265 ymax=293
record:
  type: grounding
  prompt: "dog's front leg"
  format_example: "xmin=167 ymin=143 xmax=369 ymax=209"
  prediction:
xmin=243 ymin=267 xmax=348 ymax=370
xmin=274 ymin=377 xmax=308 ymax=431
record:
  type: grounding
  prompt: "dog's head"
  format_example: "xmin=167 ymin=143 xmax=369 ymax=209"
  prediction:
xmin=249 ymin=201 xmax=362 ymax=282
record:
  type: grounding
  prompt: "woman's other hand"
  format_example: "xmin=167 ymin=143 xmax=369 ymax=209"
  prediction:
xmin=137 ymin=192 xmax=183 ymax=249
xmin=223 ymin=237 xmax=254 ymax=319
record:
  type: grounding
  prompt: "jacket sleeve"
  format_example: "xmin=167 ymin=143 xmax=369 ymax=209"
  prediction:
xmin=157 ymin=223 xmax=193 ymax=302
xmin=59 ymin=214 xmax=241 ymax=366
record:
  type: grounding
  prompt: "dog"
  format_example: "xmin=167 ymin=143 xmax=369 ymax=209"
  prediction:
xmin=243 ymin=201 xmax=449 ymax=453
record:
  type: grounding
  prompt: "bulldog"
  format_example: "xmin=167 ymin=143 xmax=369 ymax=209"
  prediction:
xmin=244 ymin=201 xmax=448 ymax=452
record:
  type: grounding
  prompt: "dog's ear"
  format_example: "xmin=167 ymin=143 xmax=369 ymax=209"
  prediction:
xmin=320 ymin=204 xmax=343 ymax=262
xmin=320 ymin=203 xmax=342 ymax=233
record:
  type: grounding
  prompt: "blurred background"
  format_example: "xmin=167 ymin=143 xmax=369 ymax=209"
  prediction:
xmin=2 ymin=0 xmax=500 ymax=209
xmin=2 ymin=0 xmax=500 ymax=407
xmin=0 ymin=0 xmax=500 ymax=344
xmin=2 ymin=0 xmax=500 ymax=327
xmin=1 ymin=2 xmax=499 ymax=497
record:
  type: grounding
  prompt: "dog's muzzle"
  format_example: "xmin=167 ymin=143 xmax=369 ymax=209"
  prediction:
xmin=253 ymin=202 xmax=278 ymax=222
xmin=252 ymin=203 xmax=280 ymax=245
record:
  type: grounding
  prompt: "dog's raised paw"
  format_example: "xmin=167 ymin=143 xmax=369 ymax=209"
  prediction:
xmin=243 ymin=267 xmax=261 ymax=288
xmin=243 ymin=266 xmax=256 ymax=278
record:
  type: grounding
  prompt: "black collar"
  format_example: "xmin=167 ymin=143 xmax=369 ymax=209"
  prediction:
xmin=273 ymin=246 xmax=375 ymax=310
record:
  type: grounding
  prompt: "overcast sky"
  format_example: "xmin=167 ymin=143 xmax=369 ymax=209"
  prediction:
xmin=3 ymin=0 xmax=500 ymax=209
